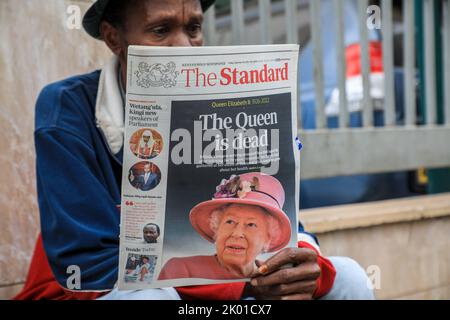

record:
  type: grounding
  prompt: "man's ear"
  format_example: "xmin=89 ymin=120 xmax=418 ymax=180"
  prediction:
xmin=100 ymin=21 xmax=124 ymax=57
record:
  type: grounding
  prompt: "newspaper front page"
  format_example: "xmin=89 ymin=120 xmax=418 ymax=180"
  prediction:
xmin=118 ymin=44 xmax=300 ymax=289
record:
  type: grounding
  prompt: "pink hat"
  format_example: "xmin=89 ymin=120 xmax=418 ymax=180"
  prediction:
xmin=189 ymin=172 xmax=291 ymax=252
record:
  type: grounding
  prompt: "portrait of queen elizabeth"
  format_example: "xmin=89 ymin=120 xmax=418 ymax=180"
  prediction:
xmin=159 ymin=172 xmax=292 ymax=280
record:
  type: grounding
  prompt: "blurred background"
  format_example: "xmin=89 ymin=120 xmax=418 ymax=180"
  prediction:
xmin=0 ymin=0 xmax=449 ymax=299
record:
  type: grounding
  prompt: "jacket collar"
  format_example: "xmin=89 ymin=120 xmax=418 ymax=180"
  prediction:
xmin=95 ymin=55 xmax=125 ymax=157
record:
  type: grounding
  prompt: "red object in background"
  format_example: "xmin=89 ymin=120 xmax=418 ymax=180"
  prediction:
xmin=346 ymin=41 xmax=384 ymax=77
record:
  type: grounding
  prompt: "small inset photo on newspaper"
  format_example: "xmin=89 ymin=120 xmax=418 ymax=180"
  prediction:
xmin=142 ymin=222 xmax=161 ymax=244
xmin=128 ymin=161 xmax=162 ymax=192
xmin=124 ymin=254 xmax=158 ymax=284
xmin=129 ymin=128 xmax=163 ymax=160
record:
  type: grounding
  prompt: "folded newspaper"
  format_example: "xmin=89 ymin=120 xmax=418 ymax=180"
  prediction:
xmin=118 ymin=44 xmax=300 ymax=289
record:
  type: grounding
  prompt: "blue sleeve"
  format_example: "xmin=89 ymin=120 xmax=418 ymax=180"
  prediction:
xmin=298 ymin=222 xmax=320 ymax=246
xmin=35 ymin=126 xmax=120 ymax=291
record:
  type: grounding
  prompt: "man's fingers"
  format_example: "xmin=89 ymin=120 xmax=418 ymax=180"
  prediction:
xmin=257 ymin=248 xmax=317 ymax=275
xmin=251 ymin=261 xmax=321 ymax=287
xmin=279 ymin=293 xmax=313 ymax=301
xmin=269 ymin=280 xmax=317 ymax=296
xmin=246 ymin=279 xmax=317 ymax=300
xmin=255 ymin=259 xmax=264 ymax=268
xmin=258 ymin=292 xmax=314 ymax=301
xmin=249 ymin=260 xmax=265 ymax=277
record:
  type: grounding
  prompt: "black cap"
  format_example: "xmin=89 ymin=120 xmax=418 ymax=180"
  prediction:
xmin=82 ymin=0 xmax=216 ymax=40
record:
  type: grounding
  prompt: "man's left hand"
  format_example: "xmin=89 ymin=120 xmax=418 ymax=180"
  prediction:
xmin=244 ymin=247 xmax=321 ymax=300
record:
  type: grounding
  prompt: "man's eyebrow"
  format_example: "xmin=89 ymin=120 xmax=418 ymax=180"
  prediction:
xmin=186 ymin=13 xmax=204 ymax=23
xmin=143 ymin=12 xmax=203 ymax=26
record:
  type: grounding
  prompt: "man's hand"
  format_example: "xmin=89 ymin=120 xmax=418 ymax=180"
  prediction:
xmin=244 ymin=247 xmax=321 ymax=300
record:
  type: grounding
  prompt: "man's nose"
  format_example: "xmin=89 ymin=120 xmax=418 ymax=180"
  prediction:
xmin=169 ymin=32 xmax=192 ymax=47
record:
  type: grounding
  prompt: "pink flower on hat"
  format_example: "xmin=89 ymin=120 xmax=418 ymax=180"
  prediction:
xmin=213 ymin=175 xmax=261 ymax=199
xmin=237 ymin=181 xmax=252 ymax=198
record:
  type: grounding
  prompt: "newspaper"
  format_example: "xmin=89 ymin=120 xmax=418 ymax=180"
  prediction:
xmin=118 ymin=44 xmax=300 ymax=289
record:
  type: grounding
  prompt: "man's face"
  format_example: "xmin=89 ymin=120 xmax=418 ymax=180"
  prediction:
xmin=144 ymin=164 xmax=151 ymax=173
xmin=215 ymin=204 xmax=270 ymax=277
xmin=102 ymin=0 xmax=204 ymax=71
xmin=123 ymin=0 xmax=203 ymax=46
xmin=143 ymin=225 xmax=159 ymax=243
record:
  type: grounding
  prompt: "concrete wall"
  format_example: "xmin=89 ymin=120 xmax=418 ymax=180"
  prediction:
xmin=302 ymin=194 xmax=450 ymax=300
xmin=0 ymin=0 xmax=111 ymax=298
xmin=318 ymin=217 xmax=450 ymax=299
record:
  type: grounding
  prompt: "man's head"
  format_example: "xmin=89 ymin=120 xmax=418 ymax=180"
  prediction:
xmin=143 ymin=223 xmax=160 ymax=243
xmin=142 ymin=130 xmax=153 ymax=143
xmin=143 ymin=163 xmax=151 ymax=173
xmin=83 ymin=0 xmax=214 ymax=83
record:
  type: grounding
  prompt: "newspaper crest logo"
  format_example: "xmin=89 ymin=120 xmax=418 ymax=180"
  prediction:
xmin=135 ymin=62 xmax=179 ymax=88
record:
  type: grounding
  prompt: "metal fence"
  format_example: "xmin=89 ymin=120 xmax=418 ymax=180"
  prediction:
xmin=204 ymin=0 xmax=450 ymax=180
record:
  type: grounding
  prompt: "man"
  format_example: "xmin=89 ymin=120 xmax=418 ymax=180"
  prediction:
xmin=135 ymin=256 xmax=152 ymax=282
xmin=133 ymin=130 xmax=157 ymax=159
xmin=16 ymin=0 xmax=373 ymax=300
xmin=143 ymin=223 xmax=160 ymax=244
xmin=137 ymin=163 xmax=159 ymax=191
